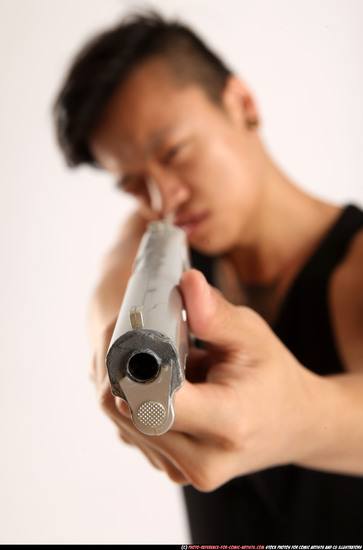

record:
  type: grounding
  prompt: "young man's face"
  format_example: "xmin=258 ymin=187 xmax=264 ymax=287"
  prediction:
xmin=90 ymin=58 xmax=266 ymax=255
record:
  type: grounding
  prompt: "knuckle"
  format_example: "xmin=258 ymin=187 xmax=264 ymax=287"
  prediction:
xmin=212 ymin=418 xmax=243 ymax=452
xmin=189 ymin=467 xmax=218 ymax=492
xmin=97 ymin=382 xmax=113 ymax=413
xmin=118 ymin=430 xmax=133 ymax=446
xmin=152 ymin=454 xmax=187 ymax=485
xmin=165 ymin=466 xmax=188 ymax=485
xmin=218 ymin=432 xmax=240 ymax=452
xmin=186 ymin=457 xmax=221 ymax=492
xmin=89 ymin=354 xmax=98 ymax=383
xmin=115 ymin=398 xmax=130 ymax=417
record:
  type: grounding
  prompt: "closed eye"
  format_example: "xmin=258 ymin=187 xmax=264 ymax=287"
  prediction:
xmin=115 ymin=174 xmax=144 ymax=195
xmin=162 ymin=143 xmax=185 ymax=165
xmin=115 ymin=174 xmax=130 ymax=190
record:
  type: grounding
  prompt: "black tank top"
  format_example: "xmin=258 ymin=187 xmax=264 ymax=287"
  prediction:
xmin=183 ymin=204 xmax=363 ymax=544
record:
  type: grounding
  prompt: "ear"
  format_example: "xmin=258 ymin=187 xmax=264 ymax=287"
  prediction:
xmin=221 ymin=76 xmax=260 ymax=130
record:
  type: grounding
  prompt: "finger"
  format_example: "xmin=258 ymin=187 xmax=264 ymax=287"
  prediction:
xmin=110 ymin=386 xmax=231 ymax=489
xmin=185 ymin=347 xmax=209 ymax=383
xmin=180 ymin=269 xmax=238 ymax=349
xmin=99 ymin=358 xmax=228 ymax=482
xmin=138 ymin=442 xmax=189 ymax=483
xmin=118 ymin=430 xmax=134 ymax=445
xmin=109 ymin=370 xmax=231 ymax=444
xmin=112 ymin=397 xmax=190 ymax=484
xmin=117 ymin=421 xmax=188 ymax=482
xmin=170 ymin=378 xmax=239 ymax=442
xmin=180 ymin=269 xmax=266 ymax=351
xmin=115 ymin=397 xmax=132 ymax=417
xmin=92 ymin=321 xmax=116 ymax=390
xmin=140 ymin=425 xmax=231 ymax=490
xmin=99 ymin=381 xmax=190 ymax=481
xmin=107 ymin=351 xmax=223 ymax=443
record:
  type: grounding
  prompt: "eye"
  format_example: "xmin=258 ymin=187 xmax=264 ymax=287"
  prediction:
xmin=115 ymin=175 xmax=131 ymax=191
xmin=162 ymin=143 xmax=184 ymax=165
xmin=115 ymin=175 xmax=145 ymax=196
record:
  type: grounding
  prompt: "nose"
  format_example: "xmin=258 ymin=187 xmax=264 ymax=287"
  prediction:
xmin=146 ymin=173 xmax=190 ymax=217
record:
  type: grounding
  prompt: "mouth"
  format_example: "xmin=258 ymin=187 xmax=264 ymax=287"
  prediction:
xmin=172 ymin=211 xmax=208 ymax=237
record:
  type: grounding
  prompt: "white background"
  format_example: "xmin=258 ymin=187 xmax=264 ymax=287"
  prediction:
xmin=1 ymin=0 xmax=362 ymax=544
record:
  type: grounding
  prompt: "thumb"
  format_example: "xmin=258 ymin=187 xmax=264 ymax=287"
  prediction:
xmin=179 ymin=269 xmax=251 ymax=351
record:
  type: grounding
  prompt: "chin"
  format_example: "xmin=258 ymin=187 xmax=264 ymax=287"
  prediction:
xmin=189 ymin=234 xmax=233 ymax=257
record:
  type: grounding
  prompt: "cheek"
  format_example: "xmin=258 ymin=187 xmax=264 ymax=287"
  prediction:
xmin=191 ymin=145 xmax=263 ymax=251
xmin=195 ymin=142 xmax=253 ymax=205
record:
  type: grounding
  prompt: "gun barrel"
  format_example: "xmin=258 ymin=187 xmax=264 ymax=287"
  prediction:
xmin=106 ymin=221 xmax=190 ymax=435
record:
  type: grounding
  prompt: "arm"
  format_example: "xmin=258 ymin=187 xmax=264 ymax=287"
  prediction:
xmin=298 ymin=227 xmax=363 ymax=473
xmin=112 ymin=268 xmax=363 ymax=490
xmin=177 ymin=269 xmax=363 ymax=484
xmin=89 ymin=211 xmax=148 ymax=342
xmin=90 ymin=224 xmax=363 ymax=491
xmin=88 ymin=210 xmax=147 ymax=403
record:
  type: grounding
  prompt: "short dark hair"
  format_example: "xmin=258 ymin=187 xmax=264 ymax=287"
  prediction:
xmin=53 ymin=11 xmax=232 ymax=167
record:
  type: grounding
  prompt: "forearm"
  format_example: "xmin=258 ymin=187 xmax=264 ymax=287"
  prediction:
xmin=89 ymin=264 xmax=129 ymax=343
xmin=88 ymin=212 xmax=147 ymax=344
xmin=296 ymin=371 xmax=363 ymax=476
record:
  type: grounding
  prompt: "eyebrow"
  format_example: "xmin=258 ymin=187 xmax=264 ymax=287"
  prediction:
xmin=144 ymin=125 xmax=175 ymax=157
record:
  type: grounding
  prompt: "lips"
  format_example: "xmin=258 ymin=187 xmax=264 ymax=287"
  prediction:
xmin=172 ymin=211 xmax=208 ymax=237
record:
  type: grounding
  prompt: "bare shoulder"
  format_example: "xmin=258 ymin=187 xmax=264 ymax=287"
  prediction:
xmin=329 ymin=228 xmax=363 ymax=372
xmin=333 ymin=227 xmax=363 ymax=291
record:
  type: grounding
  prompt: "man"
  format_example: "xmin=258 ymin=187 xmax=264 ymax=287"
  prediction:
xmin=54 ymin=12 xmax=363 ymax=543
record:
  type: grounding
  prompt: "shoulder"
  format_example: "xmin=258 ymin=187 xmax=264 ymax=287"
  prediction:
xmin=329 ymin=227 xmax=363 ymax=372
xmin=333 ymin=226 xmax=363 ymax=290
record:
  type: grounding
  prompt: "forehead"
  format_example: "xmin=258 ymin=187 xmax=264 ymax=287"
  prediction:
xmin=89 ymin=58 xmax=221 ymax=170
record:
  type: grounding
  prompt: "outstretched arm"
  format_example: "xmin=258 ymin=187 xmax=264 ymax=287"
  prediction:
xmin=92 ymin=267 xmax=363 ymax=491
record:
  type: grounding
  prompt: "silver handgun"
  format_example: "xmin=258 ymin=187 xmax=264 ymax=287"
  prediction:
xmin=106 ymin=220 xmax=190 ymax=436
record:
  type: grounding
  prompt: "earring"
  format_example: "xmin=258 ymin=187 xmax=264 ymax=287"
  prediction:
xmin=246 ymin=117 xmax=259 ymax=129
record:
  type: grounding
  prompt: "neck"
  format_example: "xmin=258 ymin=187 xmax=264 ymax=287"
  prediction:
xmin=227 ymin=155 xmax=341 ymax=286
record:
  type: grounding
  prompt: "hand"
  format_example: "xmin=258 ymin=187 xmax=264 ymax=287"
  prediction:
xmin=92 ymin=269 xmax=324 ymax=491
